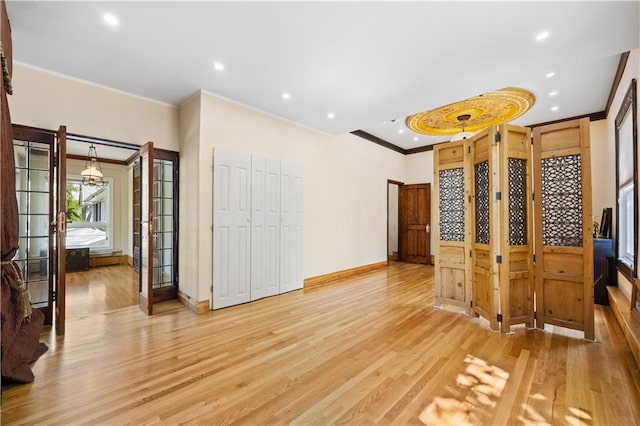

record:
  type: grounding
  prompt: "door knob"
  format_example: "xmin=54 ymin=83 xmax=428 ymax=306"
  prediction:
xmin=426 ymin=224 xmax=430 ymax=233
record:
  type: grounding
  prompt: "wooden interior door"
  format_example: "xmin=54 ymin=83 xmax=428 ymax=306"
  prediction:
xmin=401 ymin=183 xmax=431 ymax=264
xmin=433 ymin=141 xmax=472 ymax=314
xmin=138 ymin=142 xmax=154 ymax=315
xmin=54 ymin=125 xmax=67 ymax=335
xmin=533 ymin=118 xmax=594 ymax=340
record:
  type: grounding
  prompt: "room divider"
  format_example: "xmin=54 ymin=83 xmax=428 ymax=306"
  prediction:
xmin=433 ymin=118 xmax=594 ymax=339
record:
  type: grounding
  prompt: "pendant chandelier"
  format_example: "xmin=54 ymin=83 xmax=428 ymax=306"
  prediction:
xmin=81 ymin=144 xmax=106 ymax=186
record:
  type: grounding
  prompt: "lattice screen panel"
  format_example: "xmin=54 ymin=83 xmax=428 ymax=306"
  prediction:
xmin=541 ymin=154 xmax=583 ymax=247
xmin=439 ymin=168 xmax=465 ymax=242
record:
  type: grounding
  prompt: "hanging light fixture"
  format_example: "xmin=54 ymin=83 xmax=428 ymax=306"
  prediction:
xmin=450 ymin=114 xmax=475 ymax=142
xmin=81 ymin=144 xmax=106 ymax=186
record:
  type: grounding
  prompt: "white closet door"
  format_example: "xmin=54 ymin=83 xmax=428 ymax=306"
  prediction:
xmin=251 ymin=156 xmax=281 ymax=301
xmin=212 ymin=148 xmax=251 ymax=309
xmin=280 ymin=162 xmax=304 ymax=293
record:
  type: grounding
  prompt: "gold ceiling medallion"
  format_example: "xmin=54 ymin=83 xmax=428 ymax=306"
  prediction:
xmin=406 ymin=88 xmax=536 ymax=136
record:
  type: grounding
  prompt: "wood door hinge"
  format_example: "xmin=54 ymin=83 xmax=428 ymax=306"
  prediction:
xmin=470 ymin=301 xmax=473 ymax=308
xmin=495 ymin=192 xmax=502 ymax=201
xmin=531 ymin=135 xmax=534 ymax=145
xmin=468 ymin=146 xmax=471 ymax=154
xmin=495 ymin=132 xmax=501 ymax=143
xmin=496 ymin=255 xmax=502 ymax=264
xmin=533 ymin=254 xmax=536 ymax=263
xmin=497 ymin=313 xmax=503 ymax=322
xmin=52 ymin=291 xmax=56 ymax=302
xmin=532 ymin=192 xmax=535 ymax=201
xmin=534 ymin=311 xmax=537 ymax=319
xmin=469 ymin=250 xmax=473 ymax=258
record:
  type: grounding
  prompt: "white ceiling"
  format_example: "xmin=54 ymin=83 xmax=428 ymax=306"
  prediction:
xmin=6 ymin=1 xmax=640 ymax=151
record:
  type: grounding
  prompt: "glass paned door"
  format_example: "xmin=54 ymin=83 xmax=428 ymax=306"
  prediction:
xmin=152 ymin=158 xmax=176 ymax=294
xmin=137 ymin=143 xmax=179 ymax=314
xmin=13 ymin=137 xmax=53 ymax=324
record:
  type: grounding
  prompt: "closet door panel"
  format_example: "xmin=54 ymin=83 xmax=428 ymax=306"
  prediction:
xmin=251 ymin=157 xmax=280 ymax=301
xmin=213 ymin=149 xmax=251 ymax=309
xmin=280 ymin=162 xmax=304 ymax=293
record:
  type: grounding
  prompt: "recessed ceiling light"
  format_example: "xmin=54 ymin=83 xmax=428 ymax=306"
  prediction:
xmin=213 ymin=62 xmax=225 ymax=72
xmin=549 ymin=91 xmax=558 ymax=97
xmin=327 ymin=112 xmax=335 ymax=119
xmin=281 ymin=92 xmax=290 ymax=100
xmin=103 ymin=14 xmax=119 ymax=26
xmin=545 ymin=71 xmax=555 ymax=78
xmin=413 ymin=137 xmax=419 ymax=142
xmin=536 ymin=31 xmax=550 ymax=41
xmin=398 ymin=129 xmax=405 ymax=134
xmin=551 ymin=106 xmax=559 ymax=111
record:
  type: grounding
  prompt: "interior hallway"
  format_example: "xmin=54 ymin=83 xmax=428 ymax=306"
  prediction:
xmin=2 ymin=262 xmax=639 ymax=425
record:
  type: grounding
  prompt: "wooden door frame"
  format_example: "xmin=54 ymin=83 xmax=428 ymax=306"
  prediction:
xmin=387 ymin=179 xmax=404 ymax=264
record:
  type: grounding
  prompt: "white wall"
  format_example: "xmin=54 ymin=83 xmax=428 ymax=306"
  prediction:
xmin=404 ymin=151 xmax=434 ymax=185
xmin=177 ymin=92 xmax=202 ymax=301
xmin=590 ymin=119 xmax=615 ymax=226
xmin=8 ymin=64 xmax=179 ymax=150
xmin=607 ymin=48 xmax=640 ymax=301
xmin=183 ymin=91 xmax=406 ymax=302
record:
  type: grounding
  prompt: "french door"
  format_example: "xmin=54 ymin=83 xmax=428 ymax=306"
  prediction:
xmin=12 ymin=124 xmax=66 ymax=335
xmin=138 ymin=142 xmax=179 ymax=315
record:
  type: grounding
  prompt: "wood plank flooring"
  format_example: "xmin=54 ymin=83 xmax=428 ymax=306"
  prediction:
xmin=2 ymin=262 xmax=640 ymax=425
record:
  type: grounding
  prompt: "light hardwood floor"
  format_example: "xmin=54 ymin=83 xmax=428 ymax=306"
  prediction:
xmin=2 ymin=262 xmax=640 ymax=425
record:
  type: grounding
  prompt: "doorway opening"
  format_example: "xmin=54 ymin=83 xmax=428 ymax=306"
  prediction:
xmin=12 ymin=124 xmax=180 ymax=333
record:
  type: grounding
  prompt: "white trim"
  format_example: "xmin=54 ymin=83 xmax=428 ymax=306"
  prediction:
xmin=14 ymin=61 xmax=178 ymax=109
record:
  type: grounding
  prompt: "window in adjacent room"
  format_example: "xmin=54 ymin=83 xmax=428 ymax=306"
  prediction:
xmin=615 ymin=79 xmax=637 ymax=277
xmin=65 ymin=178 xmax=113 ymax=250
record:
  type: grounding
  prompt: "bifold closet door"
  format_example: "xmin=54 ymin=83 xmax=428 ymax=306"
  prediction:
xmin=533 ymin=118 xmax=594 ymax=340
xmin=280 ymin=161 xmax=304 ymax=293
xmin=213 ymin=149 xmax=251 ymax=309
xmin=251 ymin=156 xmax=281 ymax=301
xmin=433 ymin=140 xmax=472 ymax=314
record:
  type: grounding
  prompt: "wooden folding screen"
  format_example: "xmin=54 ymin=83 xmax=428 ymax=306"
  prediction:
xmin=467 ymin=124 xmax=534 ymax=332
xmin=470 ymin=129 xmax=498 ymax=329
xmin=533 ymin=118 xmax=594 ymax=340
xmin=497 ymin=125 xmax=535 ymax=332
xmin=434 ymin=140 xmax=472 ymax=315
xmin=435 ymin=121 xmax=588 ymax=337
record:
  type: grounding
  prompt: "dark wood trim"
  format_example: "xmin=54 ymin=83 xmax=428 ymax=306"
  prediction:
xmin=66 ymin=153 xmax=127 ymax=166
xmin=12 ymin=124 xmax=55 ymax=144
xmin=406 ymin=144 xmax=438 ymax=154
xmin=125 ymin=151 xmax=140 ymax=165
xmin=67 ymin=132 xmax=140 ymax=150
xmin=528 ymin=111 xmax=606 ymax=129
xmin=351 ymin=130 xmax=407 ymax=155
xmin=606 ymin=51 xmax=630 ymax=118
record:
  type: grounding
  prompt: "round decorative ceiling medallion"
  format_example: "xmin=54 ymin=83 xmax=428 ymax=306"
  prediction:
xmin=406 ymin=88 xmax=536 ymax=136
